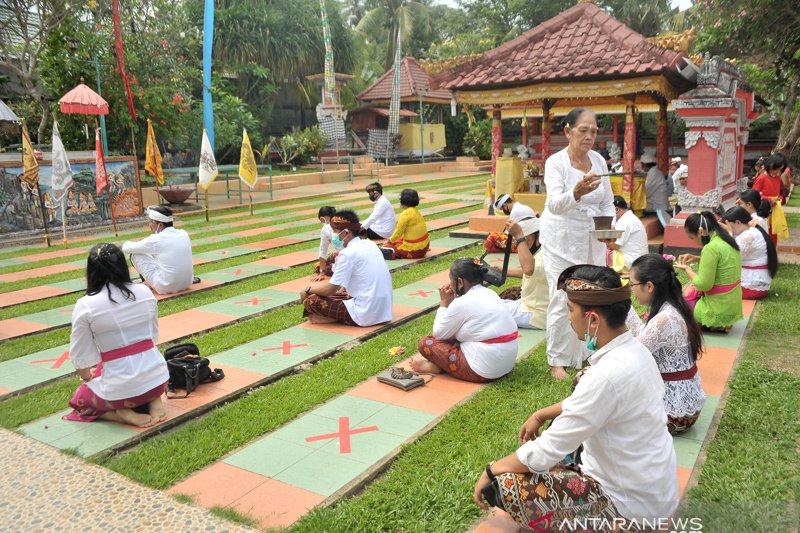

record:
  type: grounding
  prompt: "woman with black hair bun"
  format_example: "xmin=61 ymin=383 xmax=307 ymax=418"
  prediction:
xmin=675 ymin=211 xmax=742 ymax=333
xmin=413 ymin=258 xmax=518 ymax=382
xmin=628 ymin=254 xmax=706 ymax=434
xmin=736 ymin=189 xmax=770 ymax=232
xmin=64 ymin=244 xmax=168 ymax=427
xmin=721 ymin=206 xmax=778 ymax=299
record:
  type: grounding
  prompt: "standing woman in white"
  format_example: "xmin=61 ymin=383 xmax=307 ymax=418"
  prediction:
xmin=539 ymin=108 xmax=614 ymax=379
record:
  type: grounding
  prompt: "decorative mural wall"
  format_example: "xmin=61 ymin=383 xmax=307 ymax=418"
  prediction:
xmin=0 ymin=156 xmax=142 ymax=236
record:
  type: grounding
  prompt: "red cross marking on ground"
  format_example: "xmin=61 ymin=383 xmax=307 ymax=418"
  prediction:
xmin=224 ymin=268 xmax=253 ymax=276
xmin=216 ymin=250 xmax=231 ymax=255
xmin=31 ymin=350 xmax=70 ymax=369
xmin=210 ymin=237 xmax=219 ymax=242
xmin=234 ymin=297 xmax=273 ymax=306
xmin=409 ymin=289 xmax=434 ymax=297
xmin=58 ymin=308 xmax=74 ymax=313
xmin=305 ymin=416 xmax=379 ymax=454
xmin=261 ymin=340 xmax=310 ymax=355
xmin=492 ymin=257 xmax=504 ymax=263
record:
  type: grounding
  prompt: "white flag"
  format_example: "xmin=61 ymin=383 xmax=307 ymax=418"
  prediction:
xmin=50 ymin=120 xmax=74 ymax=202
xmin=198 ymin=128 xmax=219 ymax=191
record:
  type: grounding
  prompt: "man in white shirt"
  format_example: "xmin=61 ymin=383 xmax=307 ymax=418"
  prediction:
xmin=641 ymin=153 xmax=670 ymax=227
xmin=122 ymin=206 xmax=195 ymax=294
xmin=494 ymin=194 xmax=537 ymax=222
xmin=361 ymin=182 xmax=397 ymax=240
xmin=605 ymin=196 xmax=649 ymax=273
xmin=300 ymin=210 xmax=393 ymax=327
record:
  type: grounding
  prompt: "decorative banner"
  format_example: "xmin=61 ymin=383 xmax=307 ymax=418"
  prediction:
xmin=95 ymin=128 xmax=109 ymax=195
xmin=50 ymin=120 xmax=74 ymax=202
xmin=198 ymin=128 xmax=219 ymax=190
xmin=112 ymin=0 xmax=137 ymax=121
xmin=20 ymin=119 xmax=39 ymax=186
xmin=386 ymin=28 xmax=402 ymax=163
xmin=202 ymin=0 xmax=215 ymax=149
xmin=238 ymin=128 xmax=258 ymax=188
xmin=319 ymin=0 xmax=336 ymax=105
xmin=145 ymin=118 xmax=164 ymax=186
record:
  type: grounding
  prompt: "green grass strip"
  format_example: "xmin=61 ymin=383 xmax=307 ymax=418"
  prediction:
xmin=681 ymin=264 xmax=800 ymax=531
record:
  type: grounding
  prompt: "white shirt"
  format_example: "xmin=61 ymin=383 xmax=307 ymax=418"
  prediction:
xmin=330 ymin=237 xmax=393 ymax=326
xmin=432 ymin=285 xmax=518 ymax=379
xmin=508 ymin=201 xmax=537 ymax=222
xmin=626 ymin=304 xmax=706 ymax=417
xmin=736 ymin=226 xmax=772 ymax=291
xmin=540 ymin=148 xmax=614 ymax=265
xmin=69 ymin=284 xmax=168 ymax=401
xmin=613 ymin=209 xmax=649 ymax=270
xmin=519 ymin=248 xmax=548 ymax=329
xmin=516 ymin=332 xmax=678 ymax=522
xmin=750 ymin=212 xmax=768 ymax=232
xmin=361 ymin=195 xmax=397 ymax=238
xmin=645 ymin=166 xmax=670 ymax=211
xmin=318 ymin=223 xmax=341 ymax=259
xmin=122 ymin=227 xmax=193 ymax=294
xmin=671 ymin=164 xmax=688 ymax=191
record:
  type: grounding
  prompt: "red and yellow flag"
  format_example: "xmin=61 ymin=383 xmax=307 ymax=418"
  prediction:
xmin=20 ymin=119 xmax=39 ymax=187
xmin=95 ymin=128 xmax=109 ymax=195
xmin=145 ymin=118 xmax=164 ymax=186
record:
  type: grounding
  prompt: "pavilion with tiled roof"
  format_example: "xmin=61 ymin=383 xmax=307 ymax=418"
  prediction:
xmin=358 ymin=56 xmax=452 ymax=105
xmin=435 ymin=0 xmax=698 ymax=200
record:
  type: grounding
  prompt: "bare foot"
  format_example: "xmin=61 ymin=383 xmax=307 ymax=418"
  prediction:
xmin=308 ymin=313 xmax=338 ymax=324
xmin=113 ymin=408 xmax=155 ymax=427
xmin=410 ymin=357 xmax=443 ymax=374
xmin=550 ymin=366 xmax=569 ymax=380
xmin=148 ymin=397 xmax=167 ymax=423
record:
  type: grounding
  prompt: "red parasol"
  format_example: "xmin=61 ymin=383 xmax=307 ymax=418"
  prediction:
xmin=58 ymin=83 xmax=109 ymax=115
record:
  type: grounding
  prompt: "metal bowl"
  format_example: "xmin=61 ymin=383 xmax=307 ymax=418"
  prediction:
xmin=591 ymin=229 xmax=625 ymax=240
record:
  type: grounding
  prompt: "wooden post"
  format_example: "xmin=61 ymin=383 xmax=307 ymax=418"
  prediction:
xmin=36 ymin=184 xmax=51 ymax=247
xmin=204 ymin=189 xmax=210 ymax=222
xmin=61 ymin=195 xmax=68 ymax=247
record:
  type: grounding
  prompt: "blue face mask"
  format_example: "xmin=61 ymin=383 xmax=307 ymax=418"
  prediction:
xmin=332 ymin=233 xmax=343 ymax=248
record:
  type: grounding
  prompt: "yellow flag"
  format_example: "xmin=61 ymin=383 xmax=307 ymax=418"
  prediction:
xmin=21 ymin=119 xmax=39 ymax=187
xmin=238 ymin=128 xmax=258 ymax=188
xmin=145 ymin=118 xmax=164 ymax=186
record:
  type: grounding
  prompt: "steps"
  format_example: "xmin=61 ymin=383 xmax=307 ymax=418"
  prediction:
xmin=442 ymin=156 xmax=492 ymax=174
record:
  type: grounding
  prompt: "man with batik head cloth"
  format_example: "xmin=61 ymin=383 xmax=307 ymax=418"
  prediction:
xmin=122 ymin=205 xmax=195 ymax=295
xmin=300 ymin=210 xmax=393 ymax=327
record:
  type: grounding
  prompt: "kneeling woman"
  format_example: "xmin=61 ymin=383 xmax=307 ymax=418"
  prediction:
xmin=412 ymin=258 xmax=518 ymax=382
xmin=382 ymin=188 xmax=430 ymax=260
xmin=675 ymin=211 xmax=742 ymax=332
xmin=721 ymin=206 xmax=778 ymax=300
xmin=628 ymin=254 xmax=706 ymax=434
xmin=473 ymin=265 xmax=677 ymax=528
xmin=65 ymin=244 xmax=169 ymax=427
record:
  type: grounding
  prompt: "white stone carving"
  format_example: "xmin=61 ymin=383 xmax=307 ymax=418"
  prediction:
xmin=685 ymin=131 xmax=702 ymax=149
xmin=683 ymin=119 xmax=723 ymax=129
xmin=737 ymin=177 xmax=749 ymax=194
xmin=703 ymin=131 xmax=721 ymax=149
xmin=678 ymin=186 xmax=722 ymax=209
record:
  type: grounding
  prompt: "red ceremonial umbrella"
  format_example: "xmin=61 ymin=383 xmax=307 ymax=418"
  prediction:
xmin=58 ymin=83 xmax=109 ymax=115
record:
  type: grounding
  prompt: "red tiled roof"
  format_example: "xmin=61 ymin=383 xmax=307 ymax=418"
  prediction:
xmin=358 ymin=56 xmax=453 ymax=102
xmin=439 ymin=3 xmax=686 ymax=90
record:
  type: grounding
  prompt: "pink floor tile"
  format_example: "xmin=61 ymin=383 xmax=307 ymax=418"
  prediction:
xmin=388 ymin=383 xmax=470 ymax=415
xmin=741 ymin=299 xmax=756 ymax=317
xmin=296 ymin=320 xmax=381 ymax=336
xmin=697 ymin=346 xmax=736 ymax=397
xmin=168 ymin=463 xmax=269 ymax=508
xmin=422 ymin=270 xmax=451 ymax=285
xmin=230 ymin=477 xmax=326 ymax=530
xmin=229 ymin=226 xmax=281 ymax=238
xmin=348 ymin=378 xmax=407 ymax=404
xmin=17 ymin=248 xmax=88 ymax=262
xmin=270 ymin=277 xmax=313 ymax=293
xmin=223 ymin=219 xmax=271 ymax=228
xmin=0 ymin=386 xmax=10 ymax=395
xmin=0 ymin=263 xmax=80 ymax=282
xmin=158 ymin=310 xmax=238 ymax=344
xmin=0 ymin=286 xmax=71 ymax=308
xmin=677 ymin=466 xmax=692 ymax=497
xmin=0 ymin=318 xmax=47 ymax=340
xmin=254 ymin=251 xmax=319 ymax=268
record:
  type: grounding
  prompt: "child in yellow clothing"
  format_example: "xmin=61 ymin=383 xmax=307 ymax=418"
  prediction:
xmin=382 ymin=189 xmax=430 ymax=260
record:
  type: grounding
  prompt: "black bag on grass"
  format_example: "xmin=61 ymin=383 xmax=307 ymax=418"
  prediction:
xmin=164 ymin=343 xmax=225 ymax=398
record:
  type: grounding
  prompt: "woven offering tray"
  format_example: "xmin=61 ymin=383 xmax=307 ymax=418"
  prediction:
xmin=591 ymin=229 xmax=624 ymax=240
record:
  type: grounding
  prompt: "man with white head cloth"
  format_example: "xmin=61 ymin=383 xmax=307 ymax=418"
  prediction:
xmin=122 ymin=205 xmax=195 ymax=294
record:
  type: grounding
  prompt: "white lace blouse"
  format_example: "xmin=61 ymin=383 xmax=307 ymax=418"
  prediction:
xmin=626 ymin=303 xmax=706 ymax=417
xmin=736 ymin=227 xmax=772 ymax=292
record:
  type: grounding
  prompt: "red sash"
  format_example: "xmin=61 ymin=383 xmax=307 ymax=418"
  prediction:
xmin=481 ymin=331 xmax=520 ymax=344
xmin=742 ymin=264 xmax=768 ymax=270
xmin=100 ymin=339 xmax=155 ymax=362
xmin=661 ymin=364 xmax=698 ymax=382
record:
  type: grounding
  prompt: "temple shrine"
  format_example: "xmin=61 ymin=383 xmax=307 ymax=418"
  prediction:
xmin=435 ymin=0 xmax=759 ymax=249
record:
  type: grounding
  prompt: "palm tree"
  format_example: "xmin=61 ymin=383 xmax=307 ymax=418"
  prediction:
xmin=355 ymin=0 xmax=430 ymax=69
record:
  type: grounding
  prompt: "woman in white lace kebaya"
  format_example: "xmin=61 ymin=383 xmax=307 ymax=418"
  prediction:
xmin=721 ymin=206 xmax=778 ymax=300
xmin=627 ymin=254 xmax=706 ymax=434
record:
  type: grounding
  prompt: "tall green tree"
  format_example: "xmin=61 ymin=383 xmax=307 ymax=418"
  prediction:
xmin=355 ymin=0 xmax=431 ymax=69
xmin=696 ymin=0 xmax=800 ymax=157
xmin=599 ymin=0 xmax=674 ymax=37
